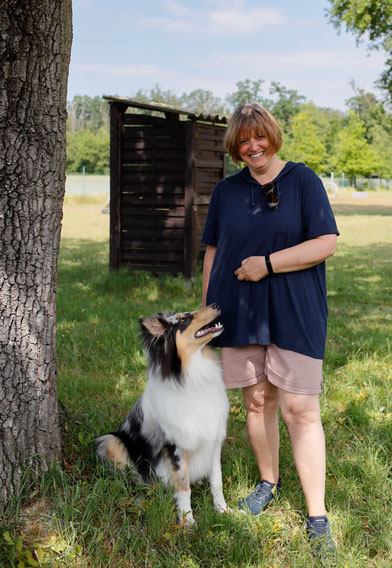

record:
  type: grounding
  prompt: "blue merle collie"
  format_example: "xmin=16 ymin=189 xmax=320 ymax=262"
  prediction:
xmin=96 ymin=304 xmax=230 ymax=526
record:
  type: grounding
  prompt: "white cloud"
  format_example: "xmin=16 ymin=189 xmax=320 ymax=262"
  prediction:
xmin=139 ymin=1 xmax=286 ymax=35
xmin=183 ymin=48 xmax=385 ymax=74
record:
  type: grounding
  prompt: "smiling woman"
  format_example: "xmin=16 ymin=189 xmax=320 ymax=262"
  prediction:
xmin=201 ymin=101 xmax=339 ymax=561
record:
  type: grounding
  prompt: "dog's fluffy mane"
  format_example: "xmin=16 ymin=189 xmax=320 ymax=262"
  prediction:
xmin=139 ymin=311 xmax=191 ymax=382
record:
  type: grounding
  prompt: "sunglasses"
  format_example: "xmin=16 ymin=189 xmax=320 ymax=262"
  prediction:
xmin=261 ymin=182 xmax=279 ymax=211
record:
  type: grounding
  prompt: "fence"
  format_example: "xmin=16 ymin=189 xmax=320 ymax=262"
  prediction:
xmin=321 ymin=175 xmax=392 ymax=191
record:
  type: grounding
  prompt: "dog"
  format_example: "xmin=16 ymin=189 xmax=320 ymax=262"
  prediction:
xmin=95 ymin=303 xmax=230 ymax=526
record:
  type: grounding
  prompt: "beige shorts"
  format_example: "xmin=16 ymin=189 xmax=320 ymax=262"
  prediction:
xmin=221 ymin=344 xmax=323 ymax=395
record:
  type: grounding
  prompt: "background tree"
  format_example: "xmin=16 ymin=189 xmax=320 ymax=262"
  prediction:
xmin=269 ymin=81 xmax=306 ymax=132
xmin=331 ymin=111 xmax=380 ymax=186
xmin=0 ymin=0 xmax=72 ymax=509
xmin=225 ymin=79 xmax=268 ymax=111
xmin=181 ymin=89 xmax=226 ymax=116
xmin=283 ymin=108 xmax=327 ymax=172
xmin=67 ymin=95 xmax=109 ymax=133
xmin=66 ymin=127 xmax=110 ymax=174
xmin=327 ymin=0 xmax=392 ymax=101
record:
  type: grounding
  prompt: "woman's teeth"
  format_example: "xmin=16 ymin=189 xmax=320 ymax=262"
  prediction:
xmin=250 ymin=151 xmax=264 ymax=158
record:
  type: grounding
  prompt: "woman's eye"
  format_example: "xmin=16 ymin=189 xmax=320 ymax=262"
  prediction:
xmin=239 ymin=139 xmax=248 ymax=145
xmin=257 ymin=134 xmax=265 ymax=140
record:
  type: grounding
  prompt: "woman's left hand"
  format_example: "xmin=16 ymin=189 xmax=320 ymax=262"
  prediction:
xmin=234 ymin=257 xmax=267 ymax=282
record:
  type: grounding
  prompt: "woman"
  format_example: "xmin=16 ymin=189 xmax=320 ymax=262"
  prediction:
xmin=201 ymin=103 xmax=338 ymax=560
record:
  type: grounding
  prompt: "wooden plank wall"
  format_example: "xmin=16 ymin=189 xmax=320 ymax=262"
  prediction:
xmin=110 ymin=105 xmax=226 ymax=277
xmin=193 ymin=122 xmax=226 ymax=250
xmin=119 ymin=113 xmax=187 ymax=274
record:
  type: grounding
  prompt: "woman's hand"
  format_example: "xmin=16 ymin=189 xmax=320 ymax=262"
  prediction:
xmin=234 ymin=256 xmax=267 ymax=282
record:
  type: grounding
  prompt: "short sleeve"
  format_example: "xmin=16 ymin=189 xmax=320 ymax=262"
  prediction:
xmin=201 ymin=183 xmax=220 ymax=246
xmin=302 ymin=171 xmax=339 ymax=240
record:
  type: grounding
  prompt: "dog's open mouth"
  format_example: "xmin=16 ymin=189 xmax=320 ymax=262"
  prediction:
xmin=195 ymin=318 xmax=223 ymax=338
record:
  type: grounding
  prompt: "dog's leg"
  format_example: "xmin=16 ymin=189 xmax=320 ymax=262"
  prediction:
xmin=165 ymin=445 xmax=195 ymax=527
xmin=209 ymin=444 xmax=229 ymax=513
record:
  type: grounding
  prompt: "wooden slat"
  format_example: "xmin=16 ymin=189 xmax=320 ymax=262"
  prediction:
xmin=123 ymin=114 xmax=169 ymax=126
xmin=119 ymin=261 xmax=184 ymax=273
xmin=196 ymin=140 xmax=226 ymax=152
xmin=121 ymin=217 xmax=184 ymax=228
xmin=122 ymin=163 xmax=185 ymax=172
xmin=121 ymin=227 xmax=184 ymax=239
xmin=121 ymin=172 xmax=185 ymax=183
xmin=194 ymin=158 xmax=223 ymax=169
xmin=121 ymin=148 xmax=185 ymax=161
xmin=196 ymin=170 xmax=222 ymax=183
xmin=122 ymin=238 xmax=184 ymax=251
xmin=121 ymin=250 xmax=184 ymax=262
xmin=194 ymin=195 xmax=211 ymax=205
xmin=121 ymin=184 xmax=184 ymax=195
xmin=121 ymin=206 xmax=185 ymax=217
xmin=184 ymin=121 xmax=197 ymax=278
xmin=109 ymin=103 xmax=126 ymax=271
xmin=121 ymin=194 xmax=185 ymax=206
xmin=122 ymin=139 xmax=185 ymax=151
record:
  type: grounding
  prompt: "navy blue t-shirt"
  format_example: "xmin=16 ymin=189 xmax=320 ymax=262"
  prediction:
xmin=201 ymin=162 xmax=339 ymax=359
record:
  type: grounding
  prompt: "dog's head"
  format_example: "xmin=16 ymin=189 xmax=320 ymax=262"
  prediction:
xmin=139 ymin=304 xmax=223 ymax=381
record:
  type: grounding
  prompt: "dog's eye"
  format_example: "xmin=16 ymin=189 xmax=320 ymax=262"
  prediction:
xmin=178 ymin=317 xmax=187 ymax=325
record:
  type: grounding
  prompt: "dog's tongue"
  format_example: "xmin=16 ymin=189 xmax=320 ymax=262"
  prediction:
xmin=195 ymin=323 xmax=223 ymax=338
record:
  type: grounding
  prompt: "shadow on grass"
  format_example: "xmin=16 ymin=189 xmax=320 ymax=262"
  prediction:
xmin=331 ymin=203 xmax=392 ymax=216
xmin=54 ymin=237 xmax=392 ymax=564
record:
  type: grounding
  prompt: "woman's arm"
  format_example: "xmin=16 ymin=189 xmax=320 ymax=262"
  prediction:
xmin=235 ymin=234 xmax=337 ymax=282
xmin=202 ymin=245 xmax=217 ymax=306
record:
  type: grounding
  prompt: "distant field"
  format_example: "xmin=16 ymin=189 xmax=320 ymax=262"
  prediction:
xmin=65 ymin=174 xmax=109 ymax=197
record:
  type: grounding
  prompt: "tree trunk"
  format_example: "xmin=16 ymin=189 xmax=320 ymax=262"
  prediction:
xmin=0 ymin=0 xmax=72 ymax=509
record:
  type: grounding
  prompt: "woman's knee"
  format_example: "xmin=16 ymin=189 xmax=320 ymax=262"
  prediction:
xmin=243 ymin=382 xmax=279 ymax=414
xmin=280 ymin=395 xmax=321 ymax=427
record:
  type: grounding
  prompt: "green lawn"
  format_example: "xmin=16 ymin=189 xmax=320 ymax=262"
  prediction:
xmin=1 ymin=191 xmax=391 ymax=567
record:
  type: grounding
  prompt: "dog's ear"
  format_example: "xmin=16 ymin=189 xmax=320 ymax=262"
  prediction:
xmin=139 ymin=317 xmax=166 ymax=337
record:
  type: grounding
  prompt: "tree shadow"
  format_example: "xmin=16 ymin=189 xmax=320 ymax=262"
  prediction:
xmin=331 ymin=202 xmax=392 ymax=216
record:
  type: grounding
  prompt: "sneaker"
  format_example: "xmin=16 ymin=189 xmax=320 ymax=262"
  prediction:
xmin=306 ymin=515 xmax=337 ymax=561
xmin=238 ymin=477 xmax=281 ymax=515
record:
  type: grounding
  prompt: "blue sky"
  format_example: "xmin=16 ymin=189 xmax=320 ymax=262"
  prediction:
xmin=69 ymin=0 xmax=385 ymax=111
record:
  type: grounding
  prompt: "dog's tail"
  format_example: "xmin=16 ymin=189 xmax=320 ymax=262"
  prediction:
xmin=95 ymin=433 xmax=132 ymax=470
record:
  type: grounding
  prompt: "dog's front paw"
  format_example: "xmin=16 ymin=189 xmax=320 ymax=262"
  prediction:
xmin=179 ymin=511 xmax=196 ymax=530
xmin=214 ymin=501 xmax=233 ymax=514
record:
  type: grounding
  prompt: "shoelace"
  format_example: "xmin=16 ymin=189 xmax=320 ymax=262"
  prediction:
xmin=251 ymin=482 xmax=273 ymax=503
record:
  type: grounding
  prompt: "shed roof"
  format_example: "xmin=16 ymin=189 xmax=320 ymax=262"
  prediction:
xmin=103 ymin=96 xmax=228 ymax=125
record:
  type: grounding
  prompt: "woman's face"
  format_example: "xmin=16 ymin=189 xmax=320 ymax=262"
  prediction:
xmin=237 ymin=130 xmax=275 ymax=173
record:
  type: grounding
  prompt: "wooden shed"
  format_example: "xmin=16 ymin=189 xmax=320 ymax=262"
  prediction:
xmin=104 ymin=96 xmax=227 ymax=278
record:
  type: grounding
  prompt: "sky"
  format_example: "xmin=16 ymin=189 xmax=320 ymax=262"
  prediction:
xmin=68 ymin=0 xmax=386 ymax=112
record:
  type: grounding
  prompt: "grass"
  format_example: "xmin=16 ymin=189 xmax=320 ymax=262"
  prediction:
xmin=1 ymin=190 xmax=391 ymax=567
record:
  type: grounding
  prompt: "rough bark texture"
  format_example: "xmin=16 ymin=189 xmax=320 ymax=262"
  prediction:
xmin=0 ymin=0 xmax=72 ymax=508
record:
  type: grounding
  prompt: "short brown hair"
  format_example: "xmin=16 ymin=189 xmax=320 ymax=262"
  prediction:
xmin=224 ymin=103 xmax=282 ymax=163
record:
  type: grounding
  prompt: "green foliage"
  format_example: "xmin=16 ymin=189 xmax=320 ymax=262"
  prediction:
xmin=66 ymin=82 xmax=392 ymax=180
xmin=327 ymin=0 xmax=392 ymax=100
xmin=67 ymin=95 xmax=109 ymax=133
xmin=368 ymin=123 xmax=392 ymax=177
xmin=66 ymin=127 xmax=109 ymax=174
xmin=268 ymin=81 xmax=306 ymax=131
xmin=283 ymin=108 xmax=327 ymax=172
xmin=330 ymin=111 xmax=380 ymax=183
xmin=225 ymin=79 xmax=267 ymax=110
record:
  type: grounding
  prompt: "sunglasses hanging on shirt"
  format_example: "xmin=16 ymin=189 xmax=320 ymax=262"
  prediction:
xmin=261 ymin=182 xmax=279 ymax=211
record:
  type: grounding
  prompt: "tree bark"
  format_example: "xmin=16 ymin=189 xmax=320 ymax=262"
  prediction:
xmin=0 ymin=0 xmax=72 ymax=508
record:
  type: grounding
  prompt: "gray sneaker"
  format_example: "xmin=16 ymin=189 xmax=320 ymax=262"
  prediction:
xmin=238 ymin=477 xmax=281 ymax=515
xmin=306 ymin=515 xmax=337 ymax=561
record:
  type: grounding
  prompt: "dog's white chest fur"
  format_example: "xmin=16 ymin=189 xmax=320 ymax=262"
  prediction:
xmin=142 ymin=349 xmax=229 ymax=479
